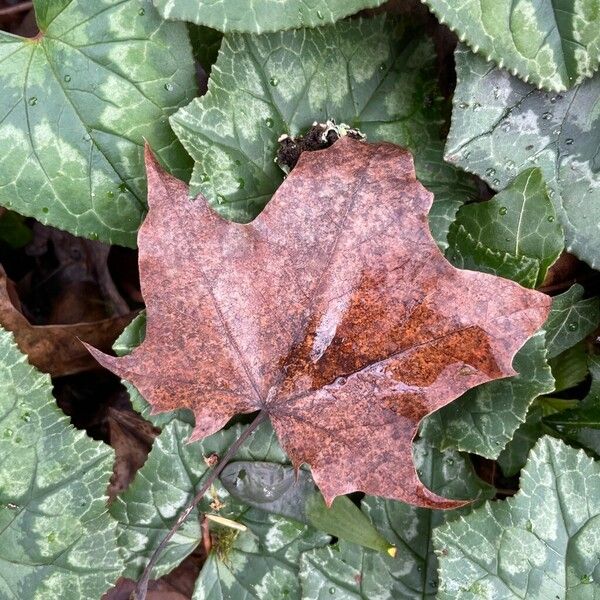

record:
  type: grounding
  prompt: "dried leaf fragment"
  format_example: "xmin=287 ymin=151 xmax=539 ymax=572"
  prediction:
xmin=88 ymin=138 xmax=550 ymax=508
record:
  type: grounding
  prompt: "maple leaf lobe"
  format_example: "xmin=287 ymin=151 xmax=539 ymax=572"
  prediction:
xmin=87 ymin=137 xmax=550 ymax=509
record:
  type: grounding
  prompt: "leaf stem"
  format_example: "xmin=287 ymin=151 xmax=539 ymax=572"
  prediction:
xmin=132 ymin=410 xmax=268 ymax=600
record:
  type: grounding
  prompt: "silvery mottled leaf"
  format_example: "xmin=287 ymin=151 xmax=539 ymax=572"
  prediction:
xmin=0 ymin=0 xmax=196 ymax=246
xmin=446 ymin=46 xmax=600 ymax=268
xmin=0 ymin=327 xmax=121 ymax=598
xmin=299 ymin=439 xmax=494 ymax=599
xmin=170 ymin=16 xmax=478 ymax=248
xmin=435 ymin=436 xmax=600 ymax=599
xmin=153 ymin=0 xmax=386 ymax=33
xmin=446 ymin=168 xmax=563 ymax=288
xmin=544 ymin=284 xmax=600 ymax=359
xmin=111 ymin=418 xmax=287 ymax=579
xmin=421 ymin=331 xmax=554 ymax=458
xmin=193 ymin=511 xmax=329 ymax=600
xmin=423 ymin=0 xmax=600 ymax=91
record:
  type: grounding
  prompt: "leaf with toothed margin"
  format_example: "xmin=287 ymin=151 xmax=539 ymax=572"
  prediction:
xmin=153 ymin=0 xmax=387 ymax=33
xmin=422 ymin=0 xmax=600 ymax=91
xmin=446 ymin=168 xmax=564 ymax=288
xmin=434 ymin=436 xmax=600 ymax=599
xmin=110 ymin=417 xmax=289 ymax=579
xmin=544 ymin=284 xmax=600 ymax=359
xmin=193 ymin=511 xmax=329 ymax=600
xmin=420 ymin=331 xmax=554 ymax=459
xmin=169 ymin=16 xmax=479 ymax=249
xmin=299 ymin=439 xmax=494 ymax=600
xmin=0 ymin=0 xmax=196 ymax=247
xmin=0 ymin=326 xmax=122 ymax=599
xmin=446 ymin=46 xmax=600 ymax=269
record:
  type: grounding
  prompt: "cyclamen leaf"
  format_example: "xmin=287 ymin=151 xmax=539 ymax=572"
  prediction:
xmin=169 ymin=16 xmax=478 ymax=248
xmin=153 ymin=0 xmax=387 ymax=33
xmin=446 ymin=46 xmax=600 ymax=268
xmin=193 ymin=511 xmax=329 ymax=600
xmin=299 ymin=440 xmax=494 ymax=599
xmin=0 ymin=0 xmax=196 ymax=247
xmin=434 ymin=436 xmax=600 ymax=599
xmin=446 ymin=168 xmax=564 ymax=288
xmin=544 ymin=284 xmax=600 ymax=359
xmin=423 ymin=0 xmax=600 ymax=91
xmin=0 ymin=327 xmax=121 ymax=599
xmin=88 ymin=138 xmax=549 ymax=508
xmin=421 ymin=331 xmax=554 ymax=459
xmin=111 ymin=418 xmax=287 ymax=579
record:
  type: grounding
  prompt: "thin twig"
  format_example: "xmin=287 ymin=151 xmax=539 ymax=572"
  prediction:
xmin=0 ymin=2 xmax=33 ymax=17
xmin=132 ymin=410 xmax=267 ymax=600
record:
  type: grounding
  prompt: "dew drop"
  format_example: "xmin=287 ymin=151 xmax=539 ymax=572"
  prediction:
xmin=472 ymin=102 xmax=481 ymax=111
xmin=237 ymin=178 xmax=245 ymax=189
xmin=493 ymin=178 xmax=500 ymax=186
xmin=568 ymin=322 xmax=578 ymax=331
xmin=525 ymin=520 xmax=533 ymax=531
xmin=3 ymin=428 xmax=13 ymax=438
xmin=316 ymin=10 xmax=324 ymax=19
xmin=118 ymin=182 xmax=128 ymax=193
xmin=458 ymin=102 xmax=469 ymax=109
xmin=20 ymin=412 xmax=31 ymax=422
xmin=378 ymin=62 xmax=386 ymax=71
xmin=138 ymin=7 xmax=145 ymax=15
xmin=64 ymin=74 xmax=71 ymax=83
xmin=493 ymin=86 xmax=500 ymax=99
xmin=446 ymin=457 xmax=454 ymax=466
xmin=485 ymin=168 xmax=496 ymax=177
xmin=83 ymin=132 xmax=91 ymax=141
xmin=264 ymin=117 xmax=274 ymax=128
xmin=28 ymin=97 xmax=38 ymax=106
xmin=269 ymin=76 xmax=279 ymax=87
xmin=500 ymin=120 xmax=511 ymax=133
xmin=217 ymin=194 xmax=226 ymax=205
xmin=106 ymin=190 xmax=115 ymax=199
xmin=565 ymin=138 xmax=574 ymax=145
xmin=42 ymin=207 xmax=49 ymax=213
xmin=328 ymin=587 xmax=336 ymax=595
xmin=201 ymin=173 xmax=210 ymax=183
xmin=525 ymin=144 xmax=534 ymax=151
xmin=7 ymin=502 xmax=18 ymax=510
xmin=47 ymin=532 xmax=56 ymax=543
xmin=547 ymin=215 xmax=555 ymax=222
xmin=164 ymin=82 xmax=174 ymax=91
xmin=542 ymin=111 xmax=553 ymax=120
xmin=89 ymin=232 xmax=99 ymax=241
xmin=505 ymin=160 xmax=515 ymax=170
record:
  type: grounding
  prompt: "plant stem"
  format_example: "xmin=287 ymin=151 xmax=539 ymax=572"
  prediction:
xmin=132 ymin=410 xmax=267 ymax=600
xmin=0 ymin=2 xmax=33 ymax=17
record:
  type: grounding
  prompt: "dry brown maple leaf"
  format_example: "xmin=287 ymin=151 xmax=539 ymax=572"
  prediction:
xmin=87 ymin=137 xmax=551 ymax=508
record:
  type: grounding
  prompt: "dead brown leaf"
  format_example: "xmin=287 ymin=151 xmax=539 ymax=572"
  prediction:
xmin=87 ymin=138 xmax=550 ymax=508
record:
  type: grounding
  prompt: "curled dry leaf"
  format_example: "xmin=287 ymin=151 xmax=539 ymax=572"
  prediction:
xmin=0 ymin=267 xmax=136 ymax=376
xmin=87 ymin=138 xmax=550 ymax=508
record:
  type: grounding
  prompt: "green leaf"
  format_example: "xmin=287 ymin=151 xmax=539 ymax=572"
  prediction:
xmin=153 ymin=0 xmax=387 ymax=33
xmin=0 ymin=327 xmax=121 ymax=598
xmin=299 ymin=440 xmax=494 ymax=599
xmin=423 ymin=0 xmax=600 ymax=91
xmin=446 ymin=168 xmax=563 ymax=288
xmin=111 ymin=418 xmax=288 ymax=579
xmin=446 ymin=46 xmax=600 ymax=268
xmin=170 ymin=16 xmax=478 ymax=249
xmin=421 ymin=331 xmax=554 ymax=459
xmin=0 ymin=0 xmax=196 ymax=247
xmin=193 ymin=511 xmax=329 ymax=600
xmin=544 ymin=284 xmax=600 ymax=359
xmin=545 ymin=355 xmax=600 ymax=457
xmin=435 ymin=436 xmax=600 ymax=598
xmin=497 ymin=404 xmax=547 ymax=477
xmin=549 ymin=342 xmax=589 ymax=393
xmin=221 ymin=461 xmax=393 ymax=553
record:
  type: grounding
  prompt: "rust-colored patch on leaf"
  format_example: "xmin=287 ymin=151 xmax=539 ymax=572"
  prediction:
xmin=87 ymin=138 xmax=550 ymax=508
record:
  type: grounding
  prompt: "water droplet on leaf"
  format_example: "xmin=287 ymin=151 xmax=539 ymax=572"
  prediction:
xmin=485 ymin=168 xmax=496 ymax=177
xmin=28 ymin=97 xmax=37 ymax=106
xmin=164 ymin=82 xmax=174 ymax=91
xmin=269 ymin=77 xmax=279 ymax=87
xmin=264 ymin=117 xmax=274 ymax=127
xmin=64 ymin=74 xmax=71 ymax=82
xmin=568 ymin=322 xmax=578 ymax=331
